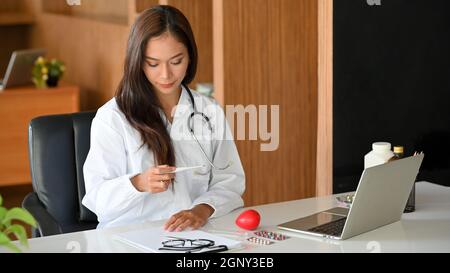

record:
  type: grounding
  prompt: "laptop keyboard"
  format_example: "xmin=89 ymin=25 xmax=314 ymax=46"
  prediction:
xmin=308 ymin=217 xmax=346 ymax=237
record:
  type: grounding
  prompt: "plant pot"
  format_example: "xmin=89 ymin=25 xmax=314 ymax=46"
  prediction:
xmin=46 ymin=76 xmax=59 ymax=87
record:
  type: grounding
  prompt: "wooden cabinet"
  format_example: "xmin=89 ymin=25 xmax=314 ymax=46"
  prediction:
xmin=0 ymin=84 xmax=80 ymax=186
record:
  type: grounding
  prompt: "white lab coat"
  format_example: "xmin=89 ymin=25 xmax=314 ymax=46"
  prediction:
xmin=82 ymin=86 xmax=245 ymax=229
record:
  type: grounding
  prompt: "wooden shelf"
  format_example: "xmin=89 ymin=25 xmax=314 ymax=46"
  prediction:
xmin=0 ymin=13 xmax=34 ymax=26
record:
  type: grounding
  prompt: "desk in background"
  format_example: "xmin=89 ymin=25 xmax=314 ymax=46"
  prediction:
xmin=4 ymin=182 xmax=450 ymax=253
xmin=0 ymin=84 xmax=79 ymax=186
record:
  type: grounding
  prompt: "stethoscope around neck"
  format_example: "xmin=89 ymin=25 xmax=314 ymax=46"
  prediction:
xmin=183 ymin=84 xmax=232 ymax=172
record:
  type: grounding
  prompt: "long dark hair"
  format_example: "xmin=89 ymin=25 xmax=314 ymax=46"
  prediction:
xmin=116 ymin=5 xmax=198 ymax=166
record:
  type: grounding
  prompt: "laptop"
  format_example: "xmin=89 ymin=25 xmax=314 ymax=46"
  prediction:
xmin=0 ymin=48 xmax=47 ymax=91
xmin=278 ymin=154 xmax=424 ymax=240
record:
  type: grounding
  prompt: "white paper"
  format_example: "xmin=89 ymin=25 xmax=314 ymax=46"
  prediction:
xmin=114 ymin=227 xmax=242 ymax=253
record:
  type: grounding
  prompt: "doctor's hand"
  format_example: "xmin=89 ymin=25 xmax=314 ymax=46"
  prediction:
xmin=164 ymin=204 xmax=215 ymax=232
xmin=131 ymin=165 xmax=176 ymax=193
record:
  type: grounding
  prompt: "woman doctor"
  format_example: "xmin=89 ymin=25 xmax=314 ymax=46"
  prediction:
xmin=82 ymin=5 xmax=245 ymax=231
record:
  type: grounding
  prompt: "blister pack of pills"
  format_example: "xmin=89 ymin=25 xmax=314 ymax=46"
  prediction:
xmin=254 ymin=230 xmax=289 ymax=241
xmin=246 ymin=236 xmax=274 ymax=245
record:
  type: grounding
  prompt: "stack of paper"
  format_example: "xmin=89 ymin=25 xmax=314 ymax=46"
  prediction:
xmin=114 ymin=227 xmax=242 ymax=253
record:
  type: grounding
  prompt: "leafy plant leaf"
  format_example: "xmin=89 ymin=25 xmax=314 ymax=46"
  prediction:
xmin=0 ymin=207 xmax=6 ymax=223
xmin=5 ymin=224 xmax=28 ymax=247
xmin=0 ymin=232 xmax=9 ymax=244
xmin=0 ymin=232 xmax=21 ymax=253
xmin=0 ymin=194 xmax=2 ymax=206
xmin=2 ymin=208 xmax=37 ymax=227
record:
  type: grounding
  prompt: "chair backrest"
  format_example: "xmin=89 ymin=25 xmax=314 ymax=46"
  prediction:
xmin=28 ymin=111 xmax=98 ymax=234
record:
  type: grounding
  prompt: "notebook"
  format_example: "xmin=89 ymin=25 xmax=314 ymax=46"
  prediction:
xmin=114 ymin=227 xmax=242 ymax=253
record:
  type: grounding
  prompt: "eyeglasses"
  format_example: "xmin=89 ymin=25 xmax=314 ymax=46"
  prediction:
xmin=159 ymin=237 xmax=228 ymax=253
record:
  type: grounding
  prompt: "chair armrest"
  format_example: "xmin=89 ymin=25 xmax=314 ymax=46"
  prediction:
xmin=22 ymin=192 xmax=63 ymax=237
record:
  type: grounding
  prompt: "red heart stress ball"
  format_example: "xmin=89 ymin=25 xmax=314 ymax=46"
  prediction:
xmin=235 ymin=209 xmax=261 ymax=230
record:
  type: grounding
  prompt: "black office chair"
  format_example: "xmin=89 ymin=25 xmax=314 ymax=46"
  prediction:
xmin=22 ymin=111 xmax=99 ymax=237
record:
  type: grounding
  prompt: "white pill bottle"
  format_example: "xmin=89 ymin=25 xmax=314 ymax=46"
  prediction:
xmin=364 ymin=142 xmax=394 ymax=169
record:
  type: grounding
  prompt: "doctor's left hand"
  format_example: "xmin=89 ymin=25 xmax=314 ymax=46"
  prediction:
xmin=164 ymin=204 xmax=215 ymax=232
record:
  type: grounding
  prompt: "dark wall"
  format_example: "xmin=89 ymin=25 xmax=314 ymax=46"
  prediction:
xmin=333 ymin=0 xmax=450 ymax=193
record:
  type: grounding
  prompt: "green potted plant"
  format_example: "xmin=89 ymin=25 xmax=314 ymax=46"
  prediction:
xmin=32 ymin=56 xmax=66 ymax=88
xmin=0 ymin=194 xmax=37 ymax=252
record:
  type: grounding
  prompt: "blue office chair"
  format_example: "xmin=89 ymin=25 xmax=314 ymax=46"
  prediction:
xmin=22 ymin=111 xmax=99 ymax=237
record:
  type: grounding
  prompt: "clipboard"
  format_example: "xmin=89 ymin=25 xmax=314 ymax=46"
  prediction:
xmin=114 ymin=227 xmax=241 ymax=253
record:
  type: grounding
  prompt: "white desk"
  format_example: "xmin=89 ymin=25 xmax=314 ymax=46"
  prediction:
xmin=6 ymin=182 xmax=450 ymax=253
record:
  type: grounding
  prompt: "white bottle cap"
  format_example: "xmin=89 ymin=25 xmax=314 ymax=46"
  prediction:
xmin=372 ymin=142 xmax=391 ymax=153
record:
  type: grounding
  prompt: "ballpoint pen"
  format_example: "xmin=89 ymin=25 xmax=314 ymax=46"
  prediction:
xmin=187 ymin=245 xmax=228 ymax=253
